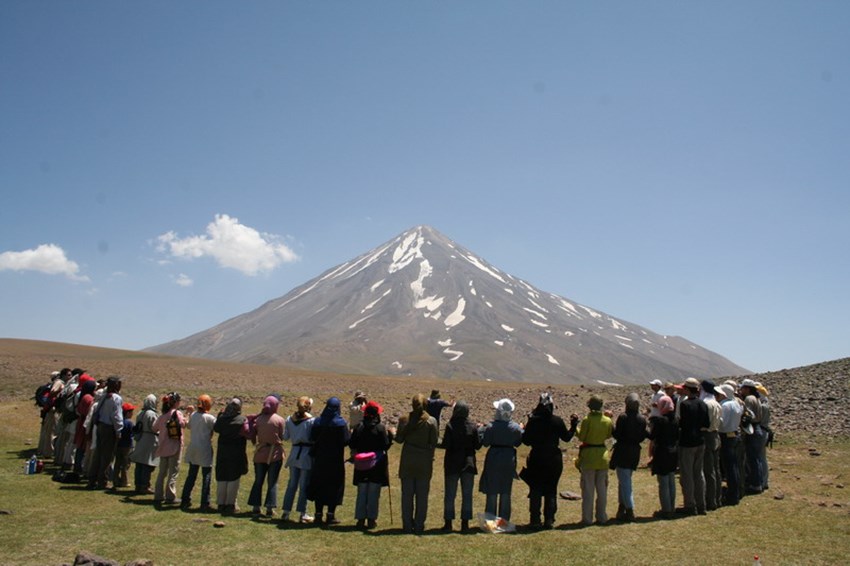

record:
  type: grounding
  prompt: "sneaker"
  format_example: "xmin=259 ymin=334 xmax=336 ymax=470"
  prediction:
xmin=299 ymin=513 xmax=314 ymax=524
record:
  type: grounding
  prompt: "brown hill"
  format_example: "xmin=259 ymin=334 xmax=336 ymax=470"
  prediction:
xmin=1 ymin=339 xmax=846 ymax=438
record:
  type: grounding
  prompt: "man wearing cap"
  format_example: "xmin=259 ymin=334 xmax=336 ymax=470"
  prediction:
xmin=700 ymin=380 xmax=723 ymax=511
xmin=88 ymin=376 xmax=124 ymax=489
xmin=677 ymin=377 xmax=709 ymax=515
xmin=739 ymin=379 xmax=765 ymax=494
xmin=649 ymin=379 xmax=664 ymax=418
xmin=717 ymin=383 xmax=743 ymax=505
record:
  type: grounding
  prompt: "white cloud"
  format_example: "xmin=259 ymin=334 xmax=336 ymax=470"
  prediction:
xmin=0 ymin=244 xmax=89 ymax=282
xmin=156 ymin=214 xmax=298 ymax=276
xmin=175 ymin=273 xmax=193 ymax=287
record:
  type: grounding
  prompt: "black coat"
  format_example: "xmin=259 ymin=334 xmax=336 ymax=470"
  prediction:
xmin=350 ymin=418 xmax=392 ymax=487
xmin=610 ymin=412 xmax=647 ymax=470
xmin=307 ymin=422 xmax=348 ymax=506
xmin=442 ymin=417 xmax=481 ymax=475
xmin=648 ymin=414 xmax=678 ymax=476
xmin=213 ymin=413 xmax=248 ymax=482
xmin=521 ymin=413 xmax=575 ymax=492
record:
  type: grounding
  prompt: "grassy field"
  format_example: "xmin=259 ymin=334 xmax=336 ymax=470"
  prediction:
xmin=1 ymin=340 xmax=848 ymax=565
xmin=3 ymin=406 xmax=849 ymax=565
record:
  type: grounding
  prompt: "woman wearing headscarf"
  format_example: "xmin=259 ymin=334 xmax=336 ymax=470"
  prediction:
xmin=395 ymin=393 xmax=439 ymax=534
xmin=610 ymin=393 xmax=648 ymax=522
xmin=577 ymin=395 xmax=614 ymax=526
xmin=441 ymin=400 xmax=481 ymax=532
xmin=70 ymin=378 xmax=97 ymax=483
xmin=282 ymin=396 xmax=316 ymax=523
xmin=247 ymin=395 xmax=286 ymax=517
xmin=213 ymin=397 xmax=248 ymax=514
xmin=350 ymin=400 xmax=392 ymax=529
xmin=521 ymin=393 xmax=578 ymax=529
xmin=180 ymin=394 xmax=216 ymax=510
xmin=129 ymin=394 xmax=160 ymax=494
xmin=152 ymin=392 xmax=187 ymax=504
xmin=647 ymin=394 xmax=678 ymax=519
xmin=307 ymin=397 xmax=350 ymax=526
xmin=479 ymin=398 xmax=523 ymax=522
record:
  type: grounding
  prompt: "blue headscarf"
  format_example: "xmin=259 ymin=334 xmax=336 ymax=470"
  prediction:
xmin=317 ymin=397 xmax=347 ymax=427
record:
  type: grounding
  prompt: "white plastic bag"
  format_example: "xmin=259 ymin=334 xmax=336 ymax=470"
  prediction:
xmin=477 ymin=512 xmax=516 ymax=534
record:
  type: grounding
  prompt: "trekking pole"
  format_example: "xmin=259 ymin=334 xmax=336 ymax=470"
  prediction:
xmin=387 ymin=453 xmax=394 ymax=525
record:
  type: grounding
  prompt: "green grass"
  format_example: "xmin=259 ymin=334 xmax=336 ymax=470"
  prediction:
xmin=2 ymin=399 xmax=849 ymax=566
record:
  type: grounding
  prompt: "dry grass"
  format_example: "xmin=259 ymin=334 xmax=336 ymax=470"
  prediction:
xmin=1 ymin=339 xmax=848 ymax=565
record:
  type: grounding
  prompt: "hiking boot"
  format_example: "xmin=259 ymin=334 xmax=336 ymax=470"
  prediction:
xmin=616 ymin=504 xmax=626 ymax=522
xmin=623 ymin=508 xmax=635 ymax=522
xmin=265 ymin=507 xmax=274 ymax=518
xmin=367 ymin=519 xmax=377 ymax=529
xmin=461 ymin=519 xmax=469 ymax=532
xmin=356 ymin=518 xmax=366 ymax=529
xmin=442 ymin=520 xmax=452 ymax=532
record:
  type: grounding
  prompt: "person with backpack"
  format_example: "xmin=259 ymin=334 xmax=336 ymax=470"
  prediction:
xmin=576 ymin=395 xmax=614 ymax=526
xmin=152 ymin=392 xmax=187 ymax=505
xmin=129 ymin=394 xmax=160 ymax=495
xmin=180 ymin=394 xmax=216 ymax=510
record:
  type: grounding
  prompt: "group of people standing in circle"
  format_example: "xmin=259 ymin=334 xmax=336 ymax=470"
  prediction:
xmin=34 ymin=371 xmax=772 ymax=534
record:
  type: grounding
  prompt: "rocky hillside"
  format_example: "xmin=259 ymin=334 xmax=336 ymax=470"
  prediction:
xmin=3 ymin=340 xmax=846 ymax=438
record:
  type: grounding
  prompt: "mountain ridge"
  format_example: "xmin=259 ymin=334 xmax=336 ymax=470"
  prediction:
xmin=148 ymin=225 xmax=749 ymax=384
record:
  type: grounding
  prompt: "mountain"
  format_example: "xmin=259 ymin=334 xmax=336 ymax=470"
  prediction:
xmin=147 ymin=225 xmax=749 ymax=384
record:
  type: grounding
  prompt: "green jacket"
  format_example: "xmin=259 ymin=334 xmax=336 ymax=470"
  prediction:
xmin=577 ymin=411 xmax=613 ymax=470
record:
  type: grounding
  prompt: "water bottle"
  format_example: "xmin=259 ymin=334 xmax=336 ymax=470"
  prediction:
xmin=23 ymin=459 xmax=30 ymax=475
xmin=28 ymin=455 xmax=37 ymax=474
xmin=753 ymin=555 xmax=762 ymax=566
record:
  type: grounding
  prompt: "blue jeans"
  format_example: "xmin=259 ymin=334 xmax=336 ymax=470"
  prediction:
xmin=282 ymin=466 xmax=310 ymax=514
xmin=248 ymin=460 xmax=283 ymax=509
xmin=616 ymin=467 xmax=634 ymax=509
xmin=181 ymin=464 xmax=212 ymax=505
xmin=444 ymin=472 xmax=474 ymax=520
xmin=657 ymin=472 xmax=676 ymax=513
xmin=744 ymin=428 xmax=764 ymax=492
xmin=355 ymin=481 xmax=382 ymax=520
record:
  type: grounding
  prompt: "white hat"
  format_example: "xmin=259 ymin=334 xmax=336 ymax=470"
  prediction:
xmin=649 ymin=379 xmax=663 ymax=387
xmin=714 ymin=385 xmax=729 ymax=399
xmin=493 ymin=398 xmax=515 ymax=413
xmin=718 ymin=384 xmax=736 ymax=400
xmin=740 ymin=378 xmax=757 ymax=389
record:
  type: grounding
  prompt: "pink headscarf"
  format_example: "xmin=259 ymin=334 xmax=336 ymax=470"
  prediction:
xmin=656 ymin=394 xmax=674 ymax=416
xmin=261 ymin=395 xmax=280 ymax=415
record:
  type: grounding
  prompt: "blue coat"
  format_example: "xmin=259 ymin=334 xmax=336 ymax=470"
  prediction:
xmin=478 ymin=420 xmax=522 ymax=494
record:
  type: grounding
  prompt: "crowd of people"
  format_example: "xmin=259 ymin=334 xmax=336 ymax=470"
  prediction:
xmin=32 ymin=371 xmax=773 ymax=534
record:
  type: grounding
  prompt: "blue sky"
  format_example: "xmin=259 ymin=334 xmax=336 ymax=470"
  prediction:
xmin=1 ymin=1 xmax=847 ymax=374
